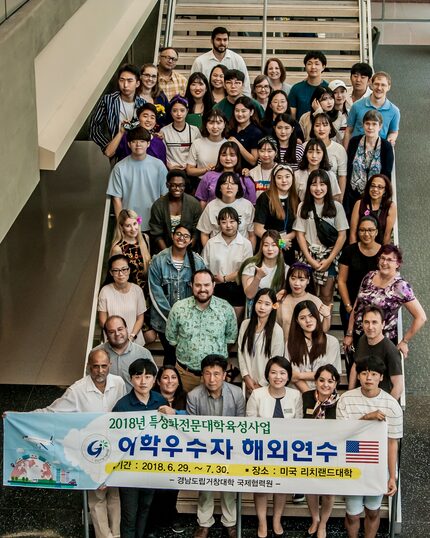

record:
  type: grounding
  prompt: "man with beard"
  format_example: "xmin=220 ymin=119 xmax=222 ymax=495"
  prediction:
xmin=191 ymin=26 xmax=251 ymax=96
xmin=93 ymin=315 xmax=156 ymax=391
xmin=165 ymin=269 xmax=237 ymax=391
xmin=33 ymin=349 xmax=126 ymax=538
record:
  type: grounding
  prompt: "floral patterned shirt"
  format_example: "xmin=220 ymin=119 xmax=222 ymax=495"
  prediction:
xmin=353 ymin=271 xmax=415 ymax=340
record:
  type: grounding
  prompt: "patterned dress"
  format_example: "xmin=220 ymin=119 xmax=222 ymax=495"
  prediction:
xmin=115 ymin=240 xmax=146 ymax=290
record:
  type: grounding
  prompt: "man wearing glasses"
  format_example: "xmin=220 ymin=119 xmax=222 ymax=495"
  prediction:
xmin=157 ymin=47 xmax=188 ymax=100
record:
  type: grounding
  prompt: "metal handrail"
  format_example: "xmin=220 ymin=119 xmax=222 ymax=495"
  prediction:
xmin=153 ymin=0 xmax=166 ymax=63
xmin=261 ymin=0 xmax=269 ymax=71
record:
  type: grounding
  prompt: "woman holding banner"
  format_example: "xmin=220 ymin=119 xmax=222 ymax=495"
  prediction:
xmin=246 ymin=356 xmax=302 ymax=538
xmin=302 ymin=364 xmax=340 ymax=538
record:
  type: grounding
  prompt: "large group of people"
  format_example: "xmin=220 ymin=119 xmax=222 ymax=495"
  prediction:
xmin=26 ymin=25 xmax=426 ymax=538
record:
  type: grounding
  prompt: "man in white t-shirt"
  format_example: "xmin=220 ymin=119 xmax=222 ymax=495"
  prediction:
xmin=337 ymin=356 xmax=403 ymax=538
xmin=191 ymin=26 xmax=251 ymax=96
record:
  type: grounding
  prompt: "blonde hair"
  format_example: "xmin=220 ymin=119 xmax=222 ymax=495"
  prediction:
xmin=111 ymin=209 xmax=151 ymax=274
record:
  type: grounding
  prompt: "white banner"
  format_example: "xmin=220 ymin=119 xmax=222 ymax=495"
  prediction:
xmin=4 ymin=412 xmax=387 ymax=495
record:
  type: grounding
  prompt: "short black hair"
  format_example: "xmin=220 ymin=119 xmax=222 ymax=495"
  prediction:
xmin=303 ymin=51 xmax=327 ymax=67
xmin=215 ymin=171 xmax=244 ymax=199
xmin=129 ymin=358 xmax=157 ymax=377
xmin=363 ymin=305 xmax=385 ymax=322
xmin=264 ymin=356 xmax=292 ymax=384
xmin=126 ymin=126 xmax=151 ymax=143
xmin=224 ymin=69 xmax=245 ymax=83
xmin=191 ymin=269 xmax=215 ymax=284
xmin=201 ymin=354 xmax=228 ymax=371
xmin=217 ymin=206 xmax=240 ymax=224
xmin=314 ymin=364 xmax=340 ymax=383
xmin=166 ymin=169 xmax=187 ymax=183
xmin=350 ymin=62 xmax=373 ymax=79
xmin=211 ymin=27 xmax=230 ymax=40
xmin=356 ymin=356 xmax=386 ymax=376
xmin=118 ymin=63 xmax=140 ymax=80
xmin=137 ymin=103 xmax=157 ymax=117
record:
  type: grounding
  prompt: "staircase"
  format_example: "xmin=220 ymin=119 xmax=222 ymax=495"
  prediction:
xmin=161 ymin=0 xmax=364 ymax=84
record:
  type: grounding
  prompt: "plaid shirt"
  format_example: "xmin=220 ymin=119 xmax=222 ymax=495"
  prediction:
xmin=158 ymin=70 xmax=188 ymax=101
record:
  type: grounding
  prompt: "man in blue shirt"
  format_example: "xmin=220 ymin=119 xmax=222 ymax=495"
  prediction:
xmin=113 ymin=359 xmax=167 ymax=538
xmin=288 ymin=51 xmax=328 ymax=120
xmin=343 ymin=71 xmax=400 ymax=149
xmin=106 ymin=126 xmax=168 ymax=232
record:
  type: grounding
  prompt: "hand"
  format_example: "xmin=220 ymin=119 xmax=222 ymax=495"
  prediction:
xmin=119 ymin=120 xmax=127 ymax=134
xmin=291 ymin=370 xmax=301 ymax=383
xmin=158 ymin=405 xmax=176 ymax=415
xmin=397 ymin=339 xmax=409 ymax=358
xmin=343 ymin=334 xmax=353 ymax=350
xmin=255 ymin=265 xmax=268 ymax=280
xmin=318 ymin=258 xmax=332 ymax=272
xmin=155 ymin=131 xmax=164 ymax=140
xmin=214 ymin=272 xmax=224 ymax=284
xmin=244 ymin=376 xmax=257 ymax=392
xmin=386 ymin=477 xmax=397 ymax=497
xmin=242 ymin=168 xmax=250 ymax=176
xmin=98 ymin=484 xmax=107 ymax=491
xmin=168 ymin=162 xmax=186 ymax=170
xmin=311 ymin=98 xmax=320 ymax=112
xmin=319 ymin=303 xmax=331 ymax=318
xmin=206 ymin=163 xmax=216 ymax=172
xmin=228 ymin=136 xmax=239 ymax=144
xmin=363 ymin=410 xmax=386 ymax=421
xmin=345 ymin=304 xmax=353 ymax=314
xmin=387 ymin=134 xmax=396 ymax=146
xmin=276 ymin=289 xmax=287 ymax=302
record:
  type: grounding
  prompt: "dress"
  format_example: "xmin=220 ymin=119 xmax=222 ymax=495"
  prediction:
xmin=113 ymin=239 xmax=146 ymax=289
xmin=97 ymin=283 xmax=147 ymax=346
xmin=238 ymin=319 xmax=285 ymax=386
xmin=352 ymin=271 xmax=415 ymax=340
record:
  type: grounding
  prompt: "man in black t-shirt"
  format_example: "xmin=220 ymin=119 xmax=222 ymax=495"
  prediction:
xmin=348 ymin=305 xmax=403 ymax=400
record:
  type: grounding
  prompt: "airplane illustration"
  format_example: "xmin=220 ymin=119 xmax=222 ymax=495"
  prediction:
xmin=23 ymin=435 xmax=54 ymax=451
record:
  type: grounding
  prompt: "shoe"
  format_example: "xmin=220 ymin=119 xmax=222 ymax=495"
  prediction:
xmin=272 ymin=531 xmax=284 ymax=538
xmin=223 ymin=525 xmax=237 ymax=538
xmin=172 ymin=521 xmax=185 ymax=533
xmin=193 ymin=526 xmax=209 ymax=538
xmin=292 ymin=493 xmax=305 ymax=503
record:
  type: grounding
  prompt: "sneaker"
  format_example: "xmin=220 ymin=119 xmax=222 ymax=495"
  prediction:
xmin=172 ymin=521 xmax=185 ymax=534
xmin=292 ymin=493 xmax=305 ymax=503
xmin=193 ymin=526 xmax=209 ymax=538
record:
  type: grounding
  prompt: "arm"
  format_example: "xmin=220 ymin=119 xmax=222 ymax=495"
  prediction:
xmin=349 ymin=201 xmax=360 ymax=244
xmin=318 ymin=230 xmax=347 ymax=272
xmin=200 ymin=232 xmax=210 ymax=247
xmin=228 ymin=137 xmax=258 ymax=166
xmin=98 ymin=310 xmax=107 ymax=329
xmin=104 ymin=126 xmax=125 ymax=158
xmin=338 ymin=174 xmax=346 ymax=201
xmin=245 ymin=391 xmax=258 ymax=417
xmin=348 ymin=362 xmax=357 ymax=390
xmin=186 ymin=163 xmax=213 ymax=177
xmin=130 ymin=313 xmax=144 ymax=338
xmin=338 ymin=264 xmax=353 ymax=315
xmin=290 ymin=107 xmax=297 ymax=120
xmin=242 ymin=266 xmax=266 ymax=299
xmin=296 ymin=230 xmax=319 ymax=270
xmin=387 ymin=438 xmax=399 ymax=496
xmin=253 ymin=222 xmax=266 ymax=239
xmin=386 ymin=131 xmax=399 ymax=146
xmin=343 ymin=126 xmax=353 ymax=149
xmin=89 ymin=96 xmax=110 ymax=151
xmin=248 ymin=230 xmax=257 ymax=251
xmin=390 ymin=375 xmax=404 ymax=401
xmin=148 ymin=261 xmax=173 ymax=322
xmin=383 ymin=202 xmax=397 ymax=245
xmin=111 ymin=197 xmax=123 ymax=219
xmin=397 ymin=298 xmax=427 ymax=357
xmin=343 ymin=298 xmax=358 ymax=350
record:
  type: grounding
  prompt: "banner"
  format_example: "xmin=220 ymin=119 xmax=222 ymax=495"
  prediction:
xmin=3 ymin=412 xmax=387 ymax=495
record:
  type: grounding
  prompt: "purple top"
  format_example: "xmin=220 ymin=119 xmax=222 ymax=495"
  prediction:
xmin=195 ymin=171 xmax=257 ymax=205
xmin=353 ymin=270 xmax=415 ymax=340
xmin=117 ymin=133 xmax=167 ymax=164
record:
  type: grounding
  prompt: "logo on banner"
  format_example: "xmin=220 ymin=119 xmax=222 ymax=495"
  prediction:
xmin=82 ymin=435 xmax=111 ymax=463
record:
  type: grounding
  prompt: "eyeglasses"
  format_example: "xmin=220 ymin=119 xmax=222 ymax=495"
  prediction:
xmin=370 ymin=184 xmax=385 ymax=190
xmin=256 ymin=84 xmax=270 ymax=91
xmin=174 ymin=231 xmax=191 ymax=240
xmin=379 ymin=255 xmax=398 ymax=263
xmin=358 ymin=228 xmax=377 ymax=234
xmin=141 ymin=73 xmax=157 ymax=79
xmin=169 ymin=183 xmax=185 ymax=190
xmin=160 ymin=55 xmax=178 ymax=62
xmin=111 ymin=267 xmax=130 ymax=275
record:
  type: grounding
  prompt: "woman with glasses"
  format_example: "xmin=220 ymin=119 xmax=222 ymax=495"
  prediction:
xmin=98 ymin=255 xmax=147 ymax=346
xmin=338 ymin=215 xmax=381 ymax=334
xmin=138 ymin=64 xmax=169 ymax=125
xmin=252 ymin=75 xmax=272 ymax=110
xmin=148 ymin=225 xmax=206 ymax=364
xmin=344 ymin=244 xmax=427 ymax=356
xmin=149 ymin=169 xmax=202 ymax=252
xmin=349 ymin=174 xmax=397 ymax=245
xmin=344 ymin=109 xmax=394 ymax=219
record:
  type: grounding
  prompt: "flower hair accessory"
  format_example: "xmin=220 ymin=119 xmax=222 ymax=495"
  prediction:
xmin=278 ymin=238 xmax=286 ymax=249
xmin=364 ymin=209 xmax=371 ymax=216
xmin=155 ymin=104 xmax=166 ymax=117
xmin=136 ymin=216 xmax=143 ymax=225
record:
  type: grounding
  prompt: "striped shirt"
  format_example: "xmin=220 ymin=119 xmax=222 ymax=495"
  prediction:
xmin=336 ymin=387 xmax=403 ymax=439
xmin=89 ymin=91 xmax=146 ymax=151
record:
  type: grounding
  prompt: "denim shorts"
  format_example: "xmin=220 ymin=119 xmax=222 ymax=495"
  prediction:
xmin=345 ymin=494 xmax=384 ymax=515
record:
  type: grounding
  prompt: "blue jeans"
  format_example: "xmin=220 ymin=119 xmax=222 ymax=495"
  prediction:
xmin=119 ymin=487 xmax=154 ymax=537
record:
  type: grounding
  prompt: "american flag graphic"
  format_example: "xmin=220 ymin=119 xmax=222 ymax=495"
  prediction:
xmin=345 ymin=440 xmax=379 ymax=463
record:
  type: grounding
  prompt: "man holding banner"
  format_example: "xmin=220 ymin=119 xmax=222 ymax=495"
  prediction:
xmin=35 ymin=348 xmax=126 ymax=538
xmin=187 ymin=355 xmax=245 ymax=538
xmin=337 ymin=356 xmax=403 ymax=538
